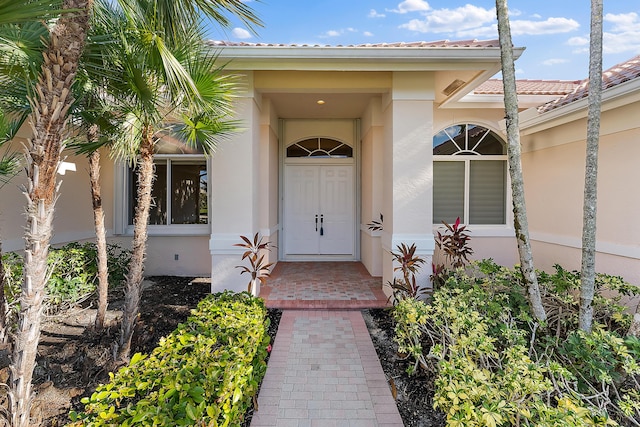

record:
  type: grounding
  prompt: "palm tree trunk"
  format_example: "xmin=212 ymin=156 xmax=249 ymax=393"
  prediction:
xmin=118 ymin=129 xmax=154 ymax=362
xmin=579 ymin=0 xmax=603 ymax=333
xmin=495 ymin=0 xmax=547 ymax=323
xmin=9 ymin=1 xmax=92 ymax=425
xmin=88 ymin=143 xmax=109 ymax=330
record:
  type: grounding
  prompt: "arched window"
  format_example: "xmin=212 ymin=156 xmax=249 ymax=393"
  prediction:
xmin=286 ymin=137 xmax=353 ymax=158
xmin=433 ymin=124 xmax=507 ymax=225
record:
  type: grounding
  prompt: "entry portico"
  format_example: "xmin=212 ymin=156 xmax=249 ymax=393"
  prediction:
xmin=207 ymin=40 xmax=520 ymax=294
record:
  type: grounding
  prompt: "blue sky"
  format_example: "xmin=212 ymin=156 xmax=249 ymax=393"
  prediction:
xmin=207 ymin=0 xmax=640 ymax=81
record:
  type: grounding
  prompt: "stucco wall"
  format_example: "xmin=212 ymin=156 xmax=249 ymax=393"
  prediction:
xmin=0 ymin=144 xmax=97 ymax=252
xmin=360 ymin=97 xmax=384 ymax=277
xmin=521 ymin=104 xmax=640 ymax=287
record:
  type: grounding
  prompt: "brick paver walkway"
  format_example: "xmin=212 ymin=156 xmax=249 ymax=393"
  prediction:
xmin=250 ymin=310 xmax=403 ymax=427
xmin=261 ymin=262 xmax=389 ymax=309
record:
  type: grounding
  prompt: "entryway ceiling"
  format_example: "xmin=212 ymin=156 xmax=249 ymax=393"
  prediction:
xmin=264 ymin=92 xmax=379 ymax=119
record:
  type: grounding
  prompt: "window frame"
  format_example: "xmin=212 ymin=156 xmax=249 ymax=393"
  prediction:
xmin=116 ymin=154 xmax=210 ymax=236
xmin=432 ymin=124 xmax=514 ymax=235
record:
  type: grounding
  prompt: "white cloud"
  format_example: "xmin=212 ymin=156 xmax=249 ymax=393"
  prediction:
xmin=368 ymin=9 xmax=385 ymax=18
xmin=399 ymin=4 xmax=494 ymax=34
xmin=567 ymin=36 xmax=589 ymax=46
xmin=231 ymin=27 xmax=252 ymax=39
xmin=388 ymin=0 xmax=430 ymax=14
xmin=321 ymin=28 xmax=359 ymax=38
xmin=602 ymin=12 xmax=640 ymax=54
xmin=509 ymin=17 xmax=580 ymax=36
xmin=604 ymin=12 xmax=640 ymax=32
xmin=399 ymin=4 xmax=579 ymax=41
xmin=604 ymin=31 xmax=640 ymax=54
xmin=542 ymin=58 xmax=569 ymax=66
xmin=363 ymin=31 xmax=374 ymax=37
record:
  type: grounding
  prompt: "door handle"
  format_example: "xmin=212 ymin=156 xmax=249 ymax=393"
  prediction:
xmin=315 ymin=214 xmax=318 ymax=231
xmin=320 ymin=214 xmax=324 ymax=236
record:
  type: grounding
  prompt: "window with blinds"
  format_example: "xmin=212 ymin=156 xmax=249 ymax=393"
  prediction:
xmin=433 ymin=124 xmax=507 ymax=225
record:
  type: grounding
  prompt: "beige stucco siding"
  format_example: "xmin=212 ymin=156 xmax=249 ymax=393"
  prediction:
xmin=521 ymin=103 xmax=640 ymax=286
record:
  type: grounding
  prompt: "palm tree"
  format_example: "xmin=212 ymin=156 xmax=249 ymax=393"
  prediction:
xmin=0 ymin=0 xmax=259 ymax=423
xmin=578 ymin=0 xmax=603 ymax=333
xmin=0 ymin=1 xmax=93 ymax=424
xmin=495 ymin=0 xmax=547 ymax=323
xmin=97 ymin=0 xmax=260 ymax=361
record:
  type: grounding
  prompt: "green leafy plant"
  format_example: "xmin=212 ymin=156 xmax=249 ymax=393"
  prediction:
xmin=235 ymin=233 xmax=274 ymax=295
xmin=69 ymin=291 xmax=271 ymax=427
xmin=1 ymin=242 xmax=131 ymax=310
xmin=393 ymin=260 xmax=640 ymax=426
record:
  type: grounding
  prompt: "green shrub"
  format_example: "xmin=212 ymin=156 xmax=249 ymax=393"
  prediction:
xmin=393 ymin=261 xmax=640 ymax=426
xmin=68 ymin=291 xmax=271 ymax=427
xmin=1 ymin=242 xmax=131 ymax=308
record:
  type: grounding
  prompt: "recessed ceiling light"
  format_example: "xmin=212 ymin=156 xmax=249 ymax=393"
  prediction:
xmin=317 ymin=100 xmax=325 ymax=105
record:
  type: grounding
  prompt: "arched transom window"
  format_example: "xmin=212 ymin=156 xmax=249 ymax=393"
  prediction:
xmin=433 ymin=124 xmax=507 ymax=225
xmin=287 ymin=137 xmax=353 ymax=158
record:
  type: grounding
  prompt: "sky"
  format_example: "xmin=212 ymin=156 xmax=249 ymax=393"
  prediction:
xmin=206 ymin=0 xmax=640 ymax=81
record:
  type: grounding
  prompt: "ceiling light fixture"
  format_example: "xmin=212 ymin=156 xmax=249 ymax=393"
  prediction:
xmin=316 ymin=100 xmax=325 ymax=105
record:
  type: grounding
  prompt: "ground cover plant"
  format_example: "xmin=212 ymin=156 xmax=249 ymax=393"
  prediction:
xmin=69 ymin=291 xmax=271 ymax=426
xmin=392 ymin=259 xmax=640 ymax=426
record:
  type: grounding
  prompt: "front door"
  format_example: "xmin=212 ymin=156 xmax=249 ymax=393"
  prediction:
xmin=284 ymin=164 xmax=354 ymax=257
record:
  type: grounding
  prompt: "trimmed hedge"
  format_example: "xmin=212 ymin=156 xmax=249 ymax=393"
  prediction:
xmin=68 ymin=291 xmax=270 ymax=427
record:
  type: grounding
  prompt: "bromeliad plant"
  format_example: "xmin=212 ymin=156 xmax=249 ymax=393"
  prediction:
xmin=235 ymin=233 xmax=274 ymax=296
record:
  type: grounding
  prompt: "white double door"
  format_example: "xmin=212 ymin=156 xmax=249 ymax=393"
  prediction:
xmin=284 ymin=164 xmax=355 ymax=257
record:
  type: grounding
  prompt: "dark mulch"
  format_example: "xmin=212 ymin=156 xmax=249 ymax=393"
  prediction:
xmin=6 ymin=277 xmax=441 ymax=426
xmin=363 ymin=308 xmax=445 ymax=427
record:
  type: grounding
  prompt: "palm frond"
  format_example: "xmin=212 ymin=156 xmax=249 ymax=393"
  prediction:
xmin=0 ymin=0 xmax=64 ymax=25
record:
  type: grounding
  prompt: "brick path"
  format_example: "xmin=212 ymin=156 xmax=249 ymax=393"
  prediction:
xmin=250 ymin=310 xmax=403 ymax=427
xmin=260 ymin=262 xmax=389 ymax=310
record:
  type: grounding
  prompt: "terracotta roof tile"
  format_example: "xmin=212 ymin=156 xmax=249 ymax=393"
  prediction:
xmin=538 ymin=55 xmax=640 ymax=113
xmin=475 ymin=79 xmax=582 ymax=96
xmin=207 ymin=39 xmax=500 ymax=48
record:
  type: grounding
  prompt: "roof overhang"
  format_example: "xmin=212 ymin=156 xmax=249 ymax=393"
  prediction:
xmin=518 ymin=77 xmax=640 ymax=134
xmin=210 ymin=43 xmax=524 ymax=73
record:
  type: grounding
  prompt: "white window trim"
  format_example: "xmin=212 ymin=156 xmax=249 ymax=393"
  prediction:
xmin=114 ymin=155 xmax=211 ymax=237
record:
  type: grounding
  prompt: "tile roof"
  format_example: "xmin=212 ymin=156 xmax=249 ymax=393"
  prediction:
xmin=207 ymin=39 xmax=500 ymax=48
xmin=474 ymin=79 xmax=582 ymax=96
xmin=538 ymin=54 xmax=640 ymax=113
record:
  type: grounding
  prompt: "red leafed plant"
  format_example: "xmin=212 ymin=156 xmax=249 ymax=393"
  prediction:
xmin=389 ymin=243 xmax=426 ymax=302
xmin=431 ymin=217 xmax=473 ymax=289
xmin=235 ymin=233 xmax=274 ymax=293
xmin=435 ymin=217 xmax=473 ymax=269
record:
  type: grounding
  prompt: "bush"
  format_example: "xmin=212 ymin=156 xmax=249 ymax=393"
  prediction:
xmin=393 ymin=261 xmax=640 ymax=426
xmin=1 ymin=242 xmax=131 ymax=309
xmin=69 ymin=291 xmax=271 ymax=427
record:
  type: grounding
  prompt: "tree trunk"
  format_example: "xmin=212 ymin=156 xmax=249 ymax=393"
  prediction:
xmin=118 ymin=129 xmax=154 ymax=362
xmin=88 ymin=142 xmax=109 ymax=330
xmin=629 ymin=312 xmax=640 ymax=338
xmin=9 ymin=1 xmax=91 ymax=425
xmin=495 ymin=0 xmax=547 ymax=323
xmin=579 ymin=0 xmax=603 ymax=333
